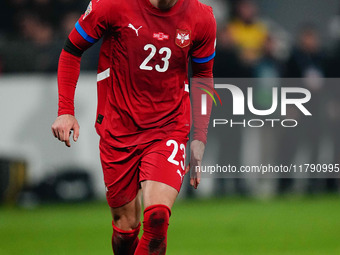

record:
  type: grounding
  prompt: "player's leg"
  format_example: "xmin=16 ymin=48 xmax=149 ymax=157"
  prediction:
xmin=141 ymin=180 xmax=178 ymax=209
xmin=134 ymin=137 xmax=187 ymax=255
xmin=110 ymin=190 xmax=142 ymax=230
xmin=133 ymin=181 xmax=177 ymax=255
xmin=99 ymin=139 xmax=144 ymax=255
xmin=110 ymin=190 xmax=142 ymax=255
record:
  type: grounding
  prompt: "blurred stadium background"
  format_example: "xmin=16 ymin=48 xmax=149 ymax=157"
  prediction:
xmin=1 ymin=0 xmax=340 ymax=254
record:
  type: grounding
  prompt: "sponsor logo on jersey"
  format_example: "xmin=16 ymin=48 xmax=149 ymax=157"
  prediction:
xmin=153 ymin=32 xmax=169 ymax=41
xmin=83 ymin=1 xmax=92 ymax=20
xmin=175 ymin=29 xmax=191 ymax=48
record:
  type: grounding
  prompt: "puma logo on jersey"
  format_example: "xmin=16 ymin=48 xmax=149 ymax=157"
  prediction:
xmin=177 ymin=169 xmax=184 ymax=182
xmin=128 ymin=23 xmax=142 ymax=36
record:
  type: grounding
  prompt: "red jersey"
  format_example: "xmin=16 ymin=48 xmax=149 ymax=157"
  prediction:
xmin=75 ymin=0 xmax=216 ymax=147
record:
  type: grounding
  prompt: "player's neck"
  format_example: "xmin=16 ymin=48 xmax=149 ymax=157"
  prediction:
xmin=149 ymin=0 xmax=178 ymax=10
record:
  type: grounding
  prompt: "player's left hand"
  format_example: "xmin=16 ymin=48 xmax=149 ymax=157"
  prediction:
xmin=185 ymin=140 xmax=205 ymax=189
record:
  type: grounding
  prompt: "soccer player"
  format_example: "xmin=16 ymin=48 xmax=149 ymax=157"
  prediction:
xmin=51 ymin=0 xmax=216 ymax=254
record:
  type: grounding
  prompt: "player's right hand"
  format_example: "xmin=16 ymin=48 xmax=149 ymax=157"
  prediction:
xmin=51 ymin=114 xmax=80 ymax=147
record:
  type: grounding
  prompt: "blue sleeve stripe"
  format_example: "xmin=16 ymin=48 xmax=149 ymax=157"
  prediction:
xmin=75 ymin=21 xmax=98 ymax=44
xmin=192 ymin=52 xmax=216 ymax=64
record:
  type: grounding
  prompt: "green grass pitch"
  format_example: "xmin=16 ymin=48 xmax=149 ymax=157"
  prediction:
xmin=1 ymin=196 xmax=340 ymax=255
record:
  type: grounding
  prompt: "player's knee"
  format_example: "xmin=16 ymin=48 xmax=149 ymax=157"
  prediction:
xmin=143 ymin=204 xmax=171 ymax=236
xmin=112 ymin=212 xmax=140 ymax=230
xmin=140 ymin=205 xmax=170 ymax=254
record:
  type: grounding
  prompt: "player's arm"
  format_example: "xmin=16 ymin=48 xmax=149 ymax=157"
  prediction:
xmin=186 ymin=6 xmax=216 ymax=188
xmin=51 ymin=30 xmax=92 ymax=147
xmin=191 ymin=59 xmax=214 ymax=144
xmin=187 ymin=60 xmax=214 ymax=188
xmin=52 ymin=0 xmax=112 ymax=147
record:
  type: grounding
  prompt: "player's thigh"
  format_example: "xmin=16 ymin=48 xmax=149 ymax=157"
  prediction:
xmin=141 ymin=180 xmax=178 ymax=209
xmin=140 ymin=137 xmax=188 ymax=209
xmin=110 ymin=189 xmax=142 ymax=230
xmin=99 ymin=139 xmax=141 ymax=210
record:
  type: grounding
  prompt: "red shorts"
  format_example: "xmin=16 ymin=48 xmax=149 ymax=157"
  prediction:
xmin=100 ymin=137 xmax=188 ymax=208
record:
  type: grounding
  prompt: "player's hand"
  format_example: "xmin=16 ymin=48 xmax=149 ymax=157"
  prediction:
xmin=51 ymin=114 xmax=80 ymax=147
xmin=185 ymin=140 xmax=205 ymax=189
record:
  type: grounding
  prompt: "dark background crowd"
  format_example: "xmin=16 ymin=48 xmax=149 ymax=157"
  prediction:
xmin=0 ymin=0 xmax=339 ymax=76
xmin=0 ymin=0 xmax=88 ymax=72
xmin=1 ymin=0 xmax=340 ymax=77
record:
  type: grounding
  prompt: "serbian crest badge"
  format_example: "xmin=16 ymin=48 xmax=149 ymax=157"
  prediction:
xmin=175 ymin=29 xmax=191 ymax=48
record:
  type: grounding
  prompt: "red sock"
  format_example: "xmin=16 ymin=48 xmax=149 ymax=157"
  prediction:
xmin=134 ymin=205 xmax=171 ymax=255
xmin=112 ymin=221 xmax=140 ymax=255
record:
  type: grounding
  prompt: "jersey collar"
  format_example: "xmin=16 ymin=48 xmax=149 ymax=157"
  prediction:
xmin=140 ymin=0 xmax=185 ymax=16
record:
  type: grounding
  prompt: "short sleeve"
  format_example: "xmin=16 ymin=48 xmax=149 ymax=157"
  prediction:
xmin=75 ymin=0 xmax=117 ymax=43
xmin=191 ymin=6 xmax=217 ymax=64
